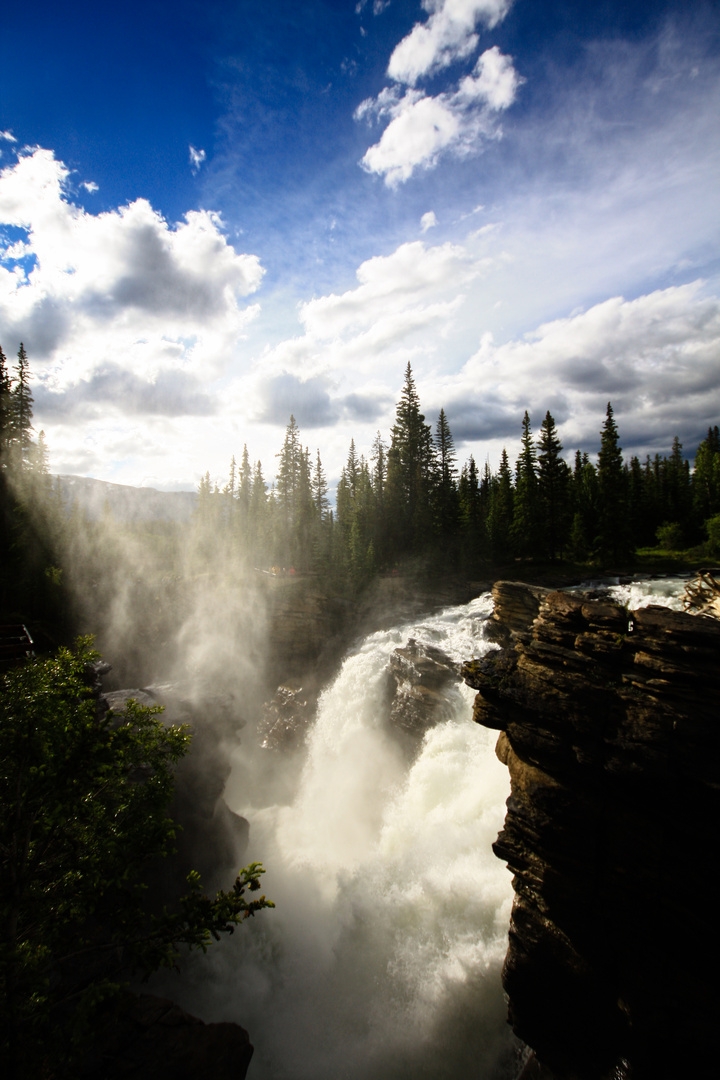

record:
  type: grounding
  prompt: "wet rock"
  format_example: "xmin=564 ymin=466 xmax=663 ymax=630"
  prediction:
xmin=257 ymin=685 xmax=315 ymax=751
xmin=386 ymin=638 xmax=462 ymax=740
xmin=80 ymin=993 xmax=253 ymax=1079
xmin=465 ymin=582 xmax=720 ymax=1079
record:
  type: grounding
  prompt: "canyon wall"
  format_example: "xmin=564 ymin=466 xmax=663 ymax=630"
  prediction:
xmin=464 ymin=581 xmax=720 ymax=1079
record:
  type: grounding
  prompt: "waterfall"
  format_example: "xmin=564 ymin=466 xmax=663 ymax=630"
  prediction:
xmin=160 ymin=592 xmax=520 ymax=1079
xmin=150 ymin=576 xmax=693 ymax=1078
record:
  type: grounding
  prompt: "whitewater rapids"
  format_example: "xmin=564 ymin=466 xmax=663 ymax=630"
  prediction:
xmin=152 ymin=577 xmax=692 ymax=1078
xmin=162 ymin=592 xmax=519 ymax=1079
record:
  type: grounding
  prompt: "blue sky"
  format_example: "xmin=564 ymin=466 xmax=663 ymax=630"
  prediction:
xmin=1 ymin=0 xmax=719 ymax=491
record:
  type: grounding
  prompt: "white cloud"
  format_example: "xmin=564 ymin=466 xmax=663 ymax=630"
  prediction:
xmin=189 ymin=145 xmax=207 ymax=173
xmin=298 ymin=239 xmax=481 ymax=339
xmin=421 ymin=210 xmax=438 ymax=231
xmin=358 ymin=47 xmax=521 ymax=185
xmin=0 ymin=130 xmax=17 ymax=143
xmin=440 ymin=284 xmax=720 ymax=454
xmin=387 ymin=0 xmax=512 ymax=86
xmin=81 ymin=180 xmax=99 ymax=193
xmin=0 ymin=147 xmax=264 ymax=408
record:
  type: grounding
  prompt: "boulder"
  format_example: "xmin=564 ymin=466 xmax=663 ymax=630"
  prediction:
xmin=386 ymin=638 xmax=461 ymax=741
xmin=80 ymin=993 xmax=253 ymax=1079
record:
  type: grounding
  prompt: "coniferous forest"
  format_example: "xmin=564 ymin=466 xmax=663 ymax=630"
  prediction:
xmin=192 ymin=362 xmax=720 ymax=587
xmin=2 ymin=346 xmax=720 ymax=637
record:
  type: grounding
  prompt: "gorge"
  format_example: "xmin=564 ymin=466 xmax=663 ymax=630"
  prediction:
xmin=113 ymin=571 xmax=713 ymax=1080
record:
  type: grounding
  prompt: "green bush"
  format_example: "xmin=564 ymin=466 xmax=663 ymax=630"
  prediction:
xmin=0 ymin=639 xmax=272 ymax=1077
xmin=655 ymin=521 xmax=685 ymax=550
xmin=706 ymin=514 xmax=720 ymax=557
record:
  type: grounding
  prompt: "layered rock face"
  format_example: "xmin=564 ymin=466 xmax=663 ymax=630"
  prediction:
xmin=464 ymin=582 xmax=720 ymax=1079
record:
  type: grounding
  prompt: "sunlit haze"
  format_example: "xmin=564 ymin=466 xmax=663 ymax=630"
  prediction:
xmin=2 ymin=0 xmax=719 ymax=494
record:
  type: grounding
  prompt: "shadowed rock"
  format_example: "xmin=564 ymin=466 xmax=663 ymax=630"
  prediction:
xmin=464 ymin=583 xmax=720 ymax=1079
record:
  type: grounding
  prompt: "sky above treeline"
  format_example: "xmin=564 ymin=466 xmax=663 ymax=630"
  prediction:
xmin=1 ymin=0 xmax=719 ymax=493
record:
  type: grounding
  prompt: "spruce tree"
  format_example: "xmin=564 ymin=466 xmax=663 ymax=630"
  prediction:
xmin=0 ymin=346 xmax=10 ymax=465
xmin=458 ymin=455 xmax=484 ymax=570
xmin=597 ymin=402 xmax=632 ymax=562
xmin=692 ymin=426 xmax=720 ymax=529
xmin=432 ymin=408 xmax=459 ymax=541
xmin=510 ymin=411 xmax=539 ymax=558
xmin=537 ymin=411 xmax=569 ymax=561
xmin=9 ymin=343 xmax=34 ymax=471
xmin=488 ymin=449 xmax=514 ymax=560
xmin=386 ymin=364 xmax=433 ymax=556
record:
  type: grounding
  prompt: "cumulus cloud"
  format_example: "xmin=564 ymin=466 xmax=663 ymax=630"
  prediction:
xmin=387 ymin=0 xmax=512 ymax=86
xmin=0 ymin=148 xmax=264 ymax=410
xmin=442 ymin=284 xmax=720 ymax=458
xmin=357 ymin=47 xmax=522 ymax=185
xmin=420 ymin=210 xmax=438 ymax=231
xmin=298 ymin=239 xmax=482 ymax=338
xmin=81 ymin=180 xmax=99 ymax=193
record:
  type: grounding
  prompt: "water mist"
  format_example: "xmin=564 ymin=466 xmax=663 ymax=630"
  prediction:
xmin=153 ymin=594 xmax=522 ymax=1080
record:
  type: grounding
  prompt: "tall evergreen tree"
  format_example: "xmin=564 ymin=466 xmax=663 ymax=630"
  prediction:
xmin=597 ymin=402 xmax=632 ymax=562
xmin=432 ymin=408 xmax=459 ymax=542
xmin=458 ymin=455 xmax=485 ymax=570
xmin=238 ymin=445 xmax=253 ymax=520
xmin=0 ymin=346 xmax=10 ymax=466
xmin=386 ymin=364 xmax=433 ymax=556
xmin=9 ymin=343 xmax=34 ymax=470
xmin=488 ymin=449 xmax=514 ymax=560
xmin=692 ymin=426 xmax=720 ymax=529
xmin=537 ymin=411 xmax=569 ymax=560
xmin=511 ymin=411 xmax=539 ymax=558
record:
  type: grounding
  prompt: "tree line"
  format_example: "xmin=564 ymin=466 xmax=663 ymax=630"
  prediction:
xmin=195 ymin=363 xmax=720 ymax=584
xmin=3 ymin=347 xmax=720 ymax=616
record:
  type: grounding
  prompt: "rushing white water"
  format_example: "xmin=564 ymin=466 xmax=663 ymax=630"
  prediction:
xmin=150 ymin=575 xmax=696 ymax=1078
xmin=159 ymin=593 xmax=520 ymax=1079
xmin=605 ymin=574 xmax=690 ymax=611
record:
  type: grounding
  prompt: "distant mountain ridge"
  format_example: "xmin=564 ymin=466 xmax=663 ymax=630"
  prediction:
xmin=57 ymin=475 xmax=197 ymax=523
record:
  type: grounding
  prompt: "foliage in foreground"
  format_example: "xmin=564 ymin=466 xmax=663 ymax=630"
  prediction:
xmin=0 ymin=638 xmax=272 ymax=1077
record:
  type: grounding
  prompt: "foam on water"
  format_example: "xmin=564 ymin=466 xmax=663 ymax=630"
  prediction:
xmin=156 ymin=593 xmax=518 ymax=1079
xmin=153 ymin=580 xmax=686 ymax=1078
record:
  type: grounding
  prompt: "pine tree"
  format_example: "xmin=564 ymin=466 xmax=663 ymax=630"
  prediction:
xmin=433 ymin=408 xmax=459 ymax=541
xmin=238 ymin=445 xmax=253 ymax=541
xmin=692 ymin=426 xmax=720 ymax=530
xmin=537 ymin=411 xmax=569 ymax=560
xmin=597 ymin=402 xmax=632 ymax=562
xmin=275 ymin=415 xmax=303 ymax=562
xmin=9 ymin=343 xmax=34 ymax=470
xmin=370 ymin=432 xmax=388 ymax=562
xmin=458 ymin=455 xmax=485 ymax=570
xmin=488 ymin=448 xmax=514 ymax=560
xmin=386 ymin=364 xmax=433 ymax=556
xmin=312 ymin=450 xmax=329 ymax=519
xmin=511 ymin=411 xmax=539 ymax=558
xmin=0 ymin=346 xmax=10 ymax=466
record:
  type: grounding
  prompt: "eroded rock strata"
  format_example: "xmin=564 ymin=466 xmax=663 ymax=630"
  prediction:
xmin=464 ymin=582 xmax=720 ymax=1079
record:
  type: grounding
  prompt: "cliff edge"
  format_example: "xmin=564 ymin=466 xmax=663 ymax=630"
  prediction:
xmin=464 ymin=581 xmax=720 ymax=1079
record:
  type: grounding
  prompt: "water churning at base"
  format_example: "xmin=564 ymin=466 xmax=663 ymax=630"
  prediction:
xmin=158 ymin=594 xmax=520 ymax=1079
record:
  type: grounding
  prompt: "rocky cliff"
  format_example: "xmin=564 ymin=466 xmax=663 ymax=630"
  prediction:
xmin=464 ymin=581 xmax=720 ymax=1079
